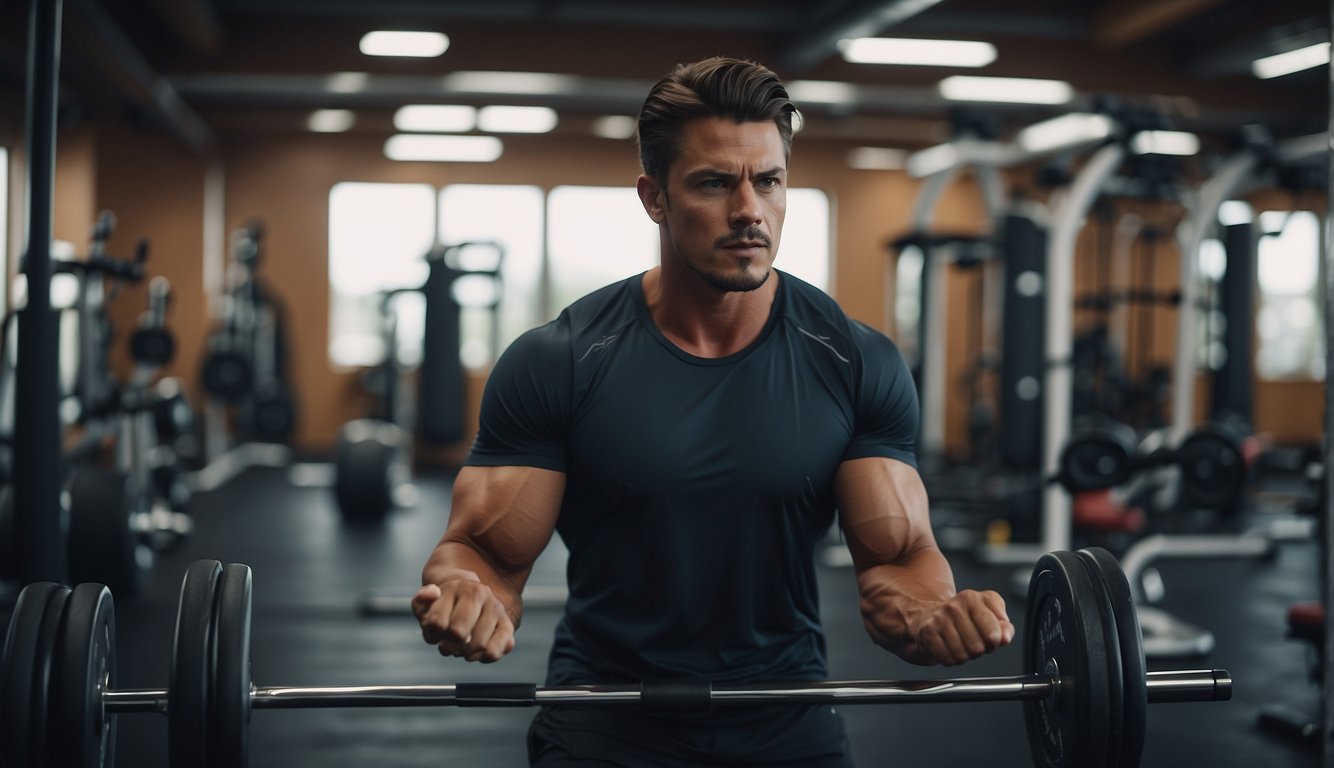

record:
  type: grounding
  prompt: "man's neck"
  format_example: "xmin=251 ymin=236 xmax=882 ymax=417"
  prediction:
xmin=640 ymin=266 xmax=778 ymax=358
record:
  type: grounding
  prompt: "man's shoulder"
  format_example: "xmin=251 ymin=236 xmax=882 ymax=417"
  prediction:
xmin=776 ymin=271 xmax=899 ymax=360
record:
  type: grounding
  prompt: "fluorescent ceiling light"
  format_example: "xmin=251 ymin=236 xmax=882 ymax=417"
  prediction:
xmin=838 ymin=37 xmax=996 ymax=67
xmin=592 ymin=115 xmax=636 ymax=140
xmin=478 ymin=105 xmax=558 ymax=133
xmin=1253 ymin=42 xmax=1329 ymax=79
xmin=444 ymin=71 xmax=577 ymax=95
xmin=847 ymin=147 xmax=907 ymax=170
xmin=359 ymin=31 xmax=449 ymax=58
xmin=905 ymin=143 xmax=960 ymax=177
xmin=384 ymin=135 xmax=503 ymax=162
xmin=326 ymin=72 xmax=368 ymax=94
xmin=394 ymin=105 xmax=476 ymax=132
xmin=1017 ymin=113 xmax=1114 ymax=153
xmin=307 ymin=109 xmax=355 ymax=133
xmin=1130 ymin=130 xmax=1199 ymax=156
xmin=786 ymin=80 xmax=858 ymax=105
xmin=939 ymin=76 xmax=1073 ymax=104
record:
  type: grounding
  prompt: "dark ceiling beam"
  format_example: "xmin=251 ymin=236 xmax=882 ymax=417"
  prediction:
xmin=144 ymin=0 xmax=223 ymax=55
xmin=216 ymin=0 xmax=543 ymax=21
xmin=775 ymin=0 xmax=947 ymax=74
xmin=215 ymin=0 xmax=793 ymax=30
xmin=67 ymin=0 xmax=215 ymax=152
xmin=1092 ymin=0 xmax=1228 ymax=49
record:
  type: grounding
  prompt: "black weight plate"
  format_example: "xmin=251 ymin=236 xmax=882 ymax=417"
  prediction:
xmin=1177 ymin=429 xmax=1246 ymax=510
xmin=201 ymin=349 xmax=254 ymax=403
xmin=1057 ymin=427 xmax=1134 ymax=492
xmin=33 ymin=587 xmax=71 ymax=768
xmin=130 ymin=327 xmax=176 ymax=367
xmin=247 ymin=387 xmax=296 ymax=444
xmin=0 ymin=484 xmax=14 ymax=581
xmin=0 ymin=582 xmax=64 ymax=768
xmin=67 ymin=465 xmax=148 ymax=597
xmin=1023 ymin=551 xmax=1112 ymax=768
xmin=1072 ymin=552 xmax=1123 ymax=768
xmin=334 ymin=421 xmax=402 ymax=521
xmin=170 ymin=560 xmax=223 ymax=768
xmin=212 ymin=563 xmax=253 ymax=768
xmin=1079 ymin=547 xmax=1148 ymax=768
xmin=54 ymin=583 xmax=118 ymax=768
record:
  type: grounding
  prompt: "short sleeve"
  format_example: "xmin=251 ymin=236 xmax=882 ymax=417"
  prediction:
xmin=842 ymin=321 xmax=919 ymax=468
xmin=465 ymin=320 xmax=572 ymax=472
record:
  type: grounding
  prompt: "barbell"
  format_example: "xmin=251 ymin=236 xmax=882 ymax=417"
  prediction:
xmin=1056 ymin=422 xmax=1249 ymax=510
xmin=1 ymin=547 xmax=1231 ymax=768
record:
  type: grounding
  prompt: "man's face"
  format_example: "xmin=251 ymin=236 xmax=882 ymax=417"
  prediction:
xmin=645 ymin=118 xmax=787 ymax=293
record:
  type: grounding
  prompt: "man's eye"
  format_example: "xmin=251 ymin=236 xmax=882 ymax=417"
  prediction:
xmin=757 ymin=178 xmax=780 ymax=188
xmin=700 ymin=179 xmax=724 ymax=189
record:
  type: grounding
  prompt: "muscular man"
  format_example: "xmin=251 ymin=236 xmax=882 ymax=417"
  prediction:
xmin=414 ymin=56 xmax=1014 ymax=767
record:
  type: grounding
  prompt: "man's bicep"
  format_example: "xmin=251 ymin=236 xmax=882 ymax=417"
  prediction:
xmin=834 ymin=456 xmax=936 ymax=570
xmin=445 ymin=464 xmax=566 ymax=578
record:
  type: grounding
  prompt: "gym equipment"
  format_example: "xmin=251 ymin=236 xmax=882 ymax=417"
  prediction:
xmin=417 ymin=240 xmax=504 ymax=445
xmin=1 ymin=547 xmax=1231 ymax=768
xmin=11 ymin=0 xmax=64 ymax=585
xmin=333 ymin=241 xmax=504 ymax=520
xmin=195 ymin=221 xmax=296 ymax=490
xmin=1056 ymin=420 xmax=1249 ymax=512
xmin=332 ymin=285 xmax=416 ymax=521
xmin=211 ymin=221 xmax=296 ymax=441
xmin=0 ymin=212 xmax=200 ymax=593
xmin=1209 ymin=221 xmax=1254 ymax=427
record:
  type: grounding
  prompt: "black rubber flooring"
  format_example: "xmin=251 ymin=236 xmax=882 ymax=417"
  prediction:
xmin=8 ymin=463 xmax=1327 ymax=767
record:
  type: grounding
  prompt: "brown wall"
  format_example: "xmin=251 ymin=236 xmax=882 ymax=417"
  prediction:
xmin=5 ymin=120 xmax=1325 ymax=459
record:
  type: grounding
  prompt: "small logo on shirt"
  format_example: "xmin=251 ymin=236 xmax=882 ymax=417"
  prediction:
xmin=796 ymin=326 xmax=850 ymax=363
xmin=578 ymin=334 xmax=619 ymax=362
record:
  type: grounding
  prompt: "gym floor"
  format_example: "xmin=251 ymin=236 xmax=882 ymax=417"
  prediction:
xmin=34 ymin=465 xmax=1326 ymax=767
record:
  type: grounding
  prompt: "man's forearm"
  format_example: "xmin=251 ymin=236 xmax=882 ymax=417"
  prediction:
xmin=422 ymin=539 xmax=526 ymax=628
xmin=856 ymin=544 xmax=959 ymax=662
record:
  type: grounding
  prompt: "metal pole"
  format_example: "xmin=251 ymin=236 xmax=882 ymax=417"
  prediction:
xmin=1041 ymin=143 xmax=1126 ymax=556
xmin=100 ymin=669 xmax=1230 ymax=713
xmin=14 ymin=0 xmax=66 ymax=585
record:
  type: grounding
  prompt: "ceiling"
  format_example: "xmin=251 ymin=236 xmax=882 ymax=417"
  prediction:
xmin=0 ymin=0 xmax=1326 ymax=156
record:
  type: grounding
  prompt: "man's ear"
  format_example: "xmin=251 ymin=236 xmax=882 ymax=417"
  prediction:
xmin=637 ymin=174 xmax=667 ymax=223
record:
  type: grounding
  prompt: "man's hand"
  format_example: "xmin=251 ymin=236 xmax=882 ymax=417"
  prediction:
xmin=888 ymin=589 xmax=1014 ymax=667
xmin=412 ymin=572 xmax=516 ymax=663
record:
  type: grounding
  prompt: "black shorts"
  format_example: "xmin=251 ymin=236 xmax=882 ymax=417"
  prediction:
xmin=527 ymin=703 xmax=854 ymax=767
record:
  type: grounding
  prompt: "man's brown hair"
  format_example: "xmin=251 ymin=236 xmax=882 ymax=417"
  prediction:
xmin=637 ymin=57 xmax=796 ymax=181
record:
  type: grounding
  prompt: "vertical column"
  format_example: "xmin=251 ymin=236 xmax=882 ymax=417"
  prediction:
xmin=1213 ymin=222 xmax=1256 ymax=426
xmin=14 ymin=0 xmax=66 ymax=584
xmin=1322 ymin=0 xmax=1334 ymax=757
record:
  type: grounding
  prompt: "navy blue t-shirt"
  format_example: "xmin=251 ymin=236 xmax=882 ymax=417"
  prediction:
xmin=466 ymin=270 xmax=918 ymax=686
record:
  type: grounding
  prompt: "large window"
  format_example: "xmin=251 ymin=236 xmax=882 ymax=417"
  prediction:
xmin=439 ymin=184 xmax=544 ymax=368
xmin=329 ymin=182 xmax=832 ymax=370
xmin=327 ymin=182 xmax=435 ymax=367
xmin=1256 ymin=209 xmax=1324 ymax=379
xmin=547 ymin=186 xmax=659 ymax=311
xmin=777 ymin=188 xmax=832 ymax=291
